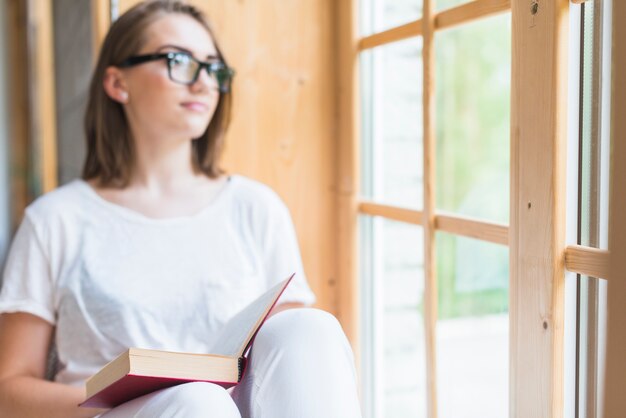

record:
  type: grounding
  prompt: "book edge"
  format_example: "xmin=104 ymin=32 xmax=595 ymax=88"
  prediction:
xmin=237 ymin=273 xmax=295 ymax=357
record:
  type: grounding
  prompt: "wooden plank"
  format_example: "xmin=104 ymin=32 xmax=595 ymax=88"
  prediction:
xmin=358 ymin=20 xmax=422 ymax=51
xmin=435 ymin=213 xmax=508 ymax=246
xmin=358 ymin=202 xmax=510 ymax=246
xmin=604 ymin=0 xmax=626 ymax=415
xmin=509 ymin=1 xmax=569 ymax=417
xmin=192 ymin=0 xmax=339 ymax=316
xmin=564 ymin=245 xmax=610 ymax=279
xmin=31 ymin=0 xmax=58 ymax=193
xmin=335 ymin=0 xmax=360 ymax=349
xmin=117 ymin=0 xmax=135 ymax=16
xmin=358 ymin=201 xmax=423 ymax=225
xmin=27 ymin=0 xmax=58 ymax=193
xmin=436 ymin=0 xmax=511 ymax=31
xmin=422 ymin=0 xmax=438 ymax=417
xmin=91 ymin=0 xmax=111 ymax=59
xmin=6 ymin=0 xmax=30 ymax=229
xmin=358 ymin=0 xmax=511 ymax=52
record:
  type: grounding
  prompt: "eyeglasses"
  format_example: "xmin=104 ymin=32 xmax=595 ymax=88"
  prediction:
xmin=118 ymin=52 xmax=235 ymax=93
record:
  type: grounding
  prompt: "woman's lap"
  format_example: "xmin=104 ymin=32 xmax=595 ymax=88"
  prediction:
xmin=100 ymin=309 xmax=361 ymax=418
xmin=99 ymin=382 xmax=240 ymax=418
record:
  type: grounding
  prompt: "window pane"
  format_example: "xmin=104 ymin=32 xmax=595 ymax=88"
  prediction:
xmin=360 ymin=0 xmax=422 ymax=37
xmin=360 ymin=216 xmax=427 ymax=418
xmin=360 ymin=38 xmax=424 ymax=210
xmin=436 ymin=232 xmax=508 ymax=418
xmin=437 ymin=0 xmax=471 ymax=11
xmin=577 ymin=276 xmax=608 ymax=418
xmin=573 ymin=1 xmax=612 ymax=416
xmin=435 ymin=14 xmax=511 ymax=223
xmin=579 ymin=0 xmax=611 ymax=250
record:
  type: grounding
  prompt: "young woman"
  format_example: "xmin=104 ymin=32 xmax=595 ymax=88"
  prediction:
xmin=0 ymin=1 xmax=361 ymax=417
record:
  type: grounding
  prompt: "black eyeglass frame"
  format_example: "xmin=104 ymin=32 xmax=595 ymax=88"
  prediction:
xmin=117 ymin=52 xmax=235 ymax=93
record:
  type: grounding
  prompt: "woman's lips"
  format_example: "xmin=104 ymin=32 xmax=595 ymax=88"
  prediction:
xmin=180 ymin=102 xmax=208 ymax=112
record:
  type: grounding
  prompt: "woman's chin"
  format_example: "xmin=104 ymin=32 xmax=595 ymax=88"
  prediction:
xmin=179 ymin=122 xmax=211 ymax=139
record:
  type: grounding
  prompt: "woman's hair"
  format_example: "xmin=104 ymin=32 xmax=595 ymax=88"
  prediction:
xmin=83 ymin=0 xmax=232 ymax=187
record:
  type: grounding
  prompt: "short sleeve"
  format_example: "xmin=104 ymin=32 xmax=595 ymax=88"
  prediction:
xmin=262 ymin=198 xmax=316 ymax=306
xmin=0 ymin=214 xmax=56 ymax=324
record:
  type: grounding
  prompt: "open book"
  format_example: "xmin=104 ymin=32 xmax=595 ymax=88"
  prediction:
xmin=80 ymin=274 xmax=295 ymax=408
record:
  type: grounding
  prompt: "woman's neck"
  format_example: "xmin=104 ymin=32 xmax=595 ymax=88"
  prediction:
xmin=88 ymin=133 xmax=227 ymax=219
xmin=130 ymin=134 xmax=199 ymax=193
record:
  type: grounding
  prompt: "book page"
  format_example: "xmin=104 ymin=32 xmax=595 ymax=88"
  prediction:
xmin=209 ymin=276 xmax=292 ymax=357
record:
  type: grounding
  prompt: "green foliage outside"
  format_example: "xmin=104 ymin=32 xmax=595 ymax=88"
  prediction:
xmin=434 ymin=14 xmax=512 ymax=320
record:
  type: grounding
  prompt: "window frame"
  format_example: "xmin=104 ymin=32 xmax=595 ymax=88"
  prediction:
xmin=336 ymin=0 xmax=612 ymax=417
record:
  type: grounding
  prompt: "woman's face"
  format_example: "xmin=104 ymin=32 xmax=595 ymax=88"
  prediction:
xmin=118 ymin=14 xmax=221 ymax=142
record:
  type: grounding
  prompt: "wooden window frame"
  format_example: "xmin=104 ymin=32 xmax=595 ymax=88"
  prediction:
xmin=5 ymin=0 xmax=59 ymax=228
xmin=25 ymin=0 xmax=57 ymax=195
xmin=337 ymin=0 xmax=613 ymax=417
xmin=604 ymin=0 xmax=626 ymax=415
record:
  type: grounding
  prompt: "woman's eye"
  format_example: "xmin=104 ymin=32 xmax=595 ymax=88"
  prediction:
xmin=171 ymin=54 xmax=190 ymax=65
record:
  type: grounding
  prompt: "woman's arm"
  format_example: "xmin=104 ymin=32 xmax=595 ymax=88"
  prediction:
xmin=0 ymin=313 xmax=106 ymax=418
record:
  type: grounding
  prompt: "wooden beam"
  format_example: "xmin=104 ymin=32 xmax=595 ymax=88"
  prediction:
xmin=436 ymin=0 xmax=511 ymax=32
xmin=6 ymin=0 xmax=30 ymax=229
xmin=92 ymin=0 xmax=111 ymax=60
xmin=564 ymin=245 xmax=610 ymax=279
xmin=335 ymin=0 xmax=360 ymax=353
xmin=358 ymin=20 xmax=422 ymax=51
xmin=435 ymin=213 xmax=508 ymax=246
xmin=358 ymin=0 xmax=511 ymax=52
xmin=358 ymin=201 xmax=423 ymax=225
xmin=604 ymin=0 xmax=626 ymax=415
xmin=26 ymin=0 xmax=57 ymax=193
xmin=422 ymin=0 xmax=437 ymax=417
xmin=510 ymin=1 xmax=569 ymax=417
xmin=358 ymin=202 xmax=510 ymax=246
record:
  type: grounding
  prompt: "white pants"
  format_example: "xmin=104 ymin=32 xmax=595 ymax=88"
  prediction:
xmin=100 ymin=309 xmax=362 ymax=418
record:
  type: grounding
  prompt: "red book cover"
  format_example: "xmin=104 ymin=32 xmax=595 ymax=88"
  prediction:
xmin=80 ymin=365 xmax=243 ymax=408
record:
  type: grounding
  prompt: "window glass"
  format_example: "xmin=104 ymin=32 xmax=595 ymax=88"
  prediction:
xmin=360 ymin=38 xmax=424 ymax=210
xmin=360 ymin=0 xmax=423 ymax=37
xmin=578 ymin=0 xmax=611 ymax=251
xmin=436 ymin=232 xmax=508 ymax=418
xmin=576 ymin=276 xmax=608 ymax=418
xmin=437 ymin=0 xmax=471 ymax=11
xmin=435 ymin=14 xmax=511 ymax=223
xmin=360 ymin=216 xmax=427 ymax=418
xmin=573 ymin=1 xmax=612 ymax=417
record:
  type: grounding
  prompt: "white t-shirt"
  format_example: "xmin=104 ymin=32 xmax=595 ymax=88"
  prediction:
xmin=0 ymin=175 xmax=315 ymax=386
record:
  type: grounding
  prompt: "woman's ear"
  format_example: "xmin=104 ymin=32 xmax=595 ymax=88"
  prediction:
xmin=103 ymin=66 xmax=130 ymax=104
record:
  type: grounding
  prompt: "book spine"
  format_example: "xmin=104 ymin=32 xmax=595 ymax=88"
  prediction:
xmin=238 ymin=357 xmax=247 ymax=382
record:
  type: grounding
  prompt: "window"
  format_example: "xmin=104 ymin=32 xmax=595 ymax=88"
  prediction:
xmin=357 ymin=1 xmax=511 ymax=417
xmin=565 ymin=1 xmax=613 ymax=417
xmin=348 ymin=0 xmax=615 ymax=417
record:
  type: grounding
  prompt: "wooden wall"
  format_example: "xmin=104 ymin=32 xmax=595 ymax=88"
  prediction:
xmin=117 ymin=0 xmax=339 ymax=314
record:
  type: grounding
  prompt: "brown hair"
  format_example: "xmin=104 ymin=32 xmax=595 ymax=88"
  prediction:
xmin=82 ymin=0 xmax=232 ymax=187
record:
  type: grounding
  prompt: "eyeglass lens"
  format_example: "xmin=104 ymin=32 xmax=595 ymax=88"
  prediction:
xmin=167 ymin=53 xmax=232 ymax=92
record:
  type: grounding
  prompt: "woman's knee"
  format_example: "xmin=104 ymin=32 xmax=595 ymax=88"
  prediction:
xmin=160 ymin=382 xmax=241 ymax=418
xmin=256 ymin=308 xmax=350 ymax=353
